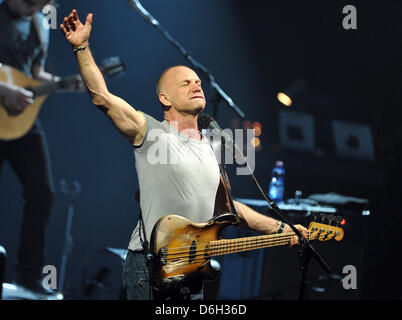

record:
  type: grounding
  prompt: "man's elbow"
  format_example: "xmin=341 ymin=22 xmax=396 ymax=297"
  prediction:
xmin=91 ymin=92 xmax=110 ymax=108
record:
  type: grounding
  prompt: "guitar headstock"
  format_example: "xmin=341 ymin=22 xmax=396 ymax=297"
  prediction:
xmin=308 ymin=212 xmax=344 ymax=242
xmin=100 ymin=56 xmax=126 ymax=78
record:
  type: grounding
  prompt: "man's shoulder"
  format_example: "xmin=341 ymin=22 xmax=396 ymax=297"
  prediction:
xmin=141 ymin=112 xmax=167 ymax=131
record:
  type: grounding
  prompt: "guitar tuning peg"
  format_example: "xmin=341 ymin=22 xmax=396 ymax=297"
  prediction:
xmin=312 ymin=212 xmax=317 ymax=222
xmin=319 ymin=212 xmax=326 ymax=223
xmin=326 ymin=214 xmax=336 ymax=225
xmin=311 ymin=211 xmax=320 ymax=222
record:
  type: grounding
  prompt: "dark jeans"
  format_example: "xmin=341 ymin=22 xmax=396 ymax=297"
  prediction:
xmin=0 ymin=120 xmax=54 ymax=281
xmin=121 ymin=250 xmax=204 ymax=300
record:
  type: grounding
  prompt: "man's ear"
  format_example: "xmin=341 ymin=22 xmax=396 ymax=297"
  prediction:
xmin=159 ymin=93 xmax=171 ymax=107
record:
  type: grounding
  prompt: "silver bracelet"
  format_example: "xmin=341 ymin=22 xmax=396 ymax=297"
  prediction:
xmin=73 ymin=45 xmax=87 ymax=53
xmin=276 ymin=220 xmax=286 ymax=234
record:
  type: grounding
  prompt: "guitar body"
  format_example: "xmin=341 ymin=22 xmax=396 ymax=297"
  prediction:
xmin=0 ymin=64 xmax=48 ymax=140
xmin=149 ymin=213 xmax=239 ymax=293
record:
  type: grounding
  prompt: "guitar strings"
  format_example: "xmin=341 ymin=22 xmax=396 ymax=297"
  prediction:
xmin=162 ymin=228 xmax=338 ymax=260
xmin=163 ymin=232 xmax=331 ymax=263
xmin=164 ymin=233 xmax=330 ymax=264
xmin=164 ymin=231 xmax=312 ymax=258
xmin=165 ymin=231 xmax=308 ymax=254
xmin=164 ymin=237 xmax=317 ymax=264
xmin=164 ymin=230 xmax=318 ymax=255
xmin=166 ymin=226 xmax=341 ymax=255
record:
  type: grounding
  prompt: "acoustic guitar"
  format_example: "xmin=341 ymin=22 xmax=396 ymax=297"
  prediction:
xmin=149 ymin=213 xmax=344 ymax=293
xmin=0 ymin=57 xmax=125 ymax=140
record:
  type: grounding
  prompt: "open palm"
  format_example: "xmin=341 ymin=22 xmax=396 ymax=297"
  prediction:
xmin=60 ymin=9 xmax=93 ymax=48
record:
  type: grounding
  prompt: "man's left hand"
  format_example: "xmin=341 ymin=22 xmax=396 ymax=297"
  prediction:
xmin=284 ymin=224 xmax=309 ymax=247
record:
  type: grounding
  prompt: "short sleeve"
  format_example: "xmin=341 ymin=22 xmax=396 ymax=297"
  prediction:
xmin=133 ymin=112 xmax=166 ymax=153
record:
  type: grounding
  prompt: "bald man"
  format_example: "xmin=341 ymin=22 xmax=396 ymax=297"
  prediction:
xmin=60 ymin=9 xmax=307 ymax=300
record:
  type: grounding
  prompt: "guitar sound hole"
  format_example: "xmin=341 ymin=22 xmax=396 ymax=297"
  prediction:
xmin=189 ymin=240 xmax=197 ymax=263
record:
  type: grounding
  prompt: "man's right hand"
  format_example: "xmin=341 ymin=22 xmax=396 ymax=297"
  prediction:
xmin=60 ymin=9 xmax=93 ymax=48
xmin=2 ymin=85 xmax=34 ymax=116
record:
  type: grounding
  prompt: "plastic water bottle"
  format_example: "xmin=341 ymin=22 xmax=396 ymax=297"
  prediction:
xmin=268 ymin=161 xmax=285 ymax=204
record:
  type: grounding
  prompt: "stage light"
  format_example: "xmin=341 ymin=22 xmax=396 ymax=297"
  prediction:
xmin=340 ymin=218 xmax=346 ymax=226
xmin=254 ymin=126 xmax=262 ymax=137
xmin=253 ymin=121 xmax=262 ymax=128
xmin=277 ymin=92 xmax=292 ymax=107
xmin=251 ymin=137 xmax=261 ymax=148
xmin=253 ymin=121 xmax=262 ymax=137
xmin=277 ymin=77 xmax=307 ymax=107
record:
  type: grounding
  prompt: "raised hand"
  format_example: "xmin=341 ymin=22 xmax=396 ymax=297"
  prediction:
xmin=60 ymin=9 xmax=93 ymax=48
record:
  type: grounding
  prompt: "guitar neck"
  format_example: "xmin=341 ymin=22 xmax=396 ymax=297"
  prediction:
xmin=31 ymin=64 xmax=111 ymax=97
xmin=32 ymin=74 xmax=78 ymax=97
xmin=208 ymin=232 xmax=315 ymax=257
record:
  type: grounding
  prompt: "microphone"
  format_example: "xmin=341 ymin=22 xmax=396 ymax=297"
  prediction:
xmin=198 ymin=113 xmax=255 ymax=175
xmin=198 ymin=113 xmax=234 ymax=144
xmin=126 ymin=0 xmax=159 ymax=26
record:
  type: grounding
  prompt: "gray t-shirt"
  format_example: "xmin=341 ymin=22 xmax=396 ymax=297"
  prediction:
xmin=128 ymin=113 xmax=220 ymax=251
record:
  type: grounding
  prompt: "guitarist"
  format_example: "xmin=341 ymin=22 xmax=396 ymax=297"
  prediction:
xmin=0 ymin=0 xmax=83 ymax=295
xmin=60 ymin=9 xmax=308 ymax=300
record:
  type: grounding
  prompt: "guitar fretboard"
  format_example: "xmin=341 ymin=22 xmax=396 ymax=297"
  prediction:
xmin=208 ymin=232 xmax=314 ymax=256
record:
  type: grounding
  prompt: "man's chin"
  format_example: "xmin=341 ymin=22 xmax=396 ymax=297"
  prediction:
xmin=192 ymin=105 xmax=205 ymax=116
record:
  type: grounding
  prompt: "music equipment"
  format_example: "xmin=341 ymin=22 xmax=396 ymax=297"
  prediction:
xmin=149 ymin=213 xmax=344 ymax=294
xmin=0 ymin=57 xmax=125 ymax=140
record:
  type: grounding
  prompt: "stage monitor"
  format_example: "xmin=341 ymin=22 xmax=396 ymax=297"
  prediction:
xmin=278 ymin=110 xmax=315 ymax=152
xmin=332 ymin=120 xmax=375 ymax=162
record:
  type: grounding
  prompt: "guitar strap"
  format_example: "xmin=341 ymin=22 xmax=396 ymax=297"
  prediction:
xmin=134 ymin=190 xmax=150 ymax=255
xmin=208 ymin=135 xmax=240 ymax=222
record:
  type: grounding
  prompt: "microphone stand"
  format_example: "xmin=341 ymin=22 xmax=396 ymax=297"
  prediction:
xmin=59 ymin=179 xmax=82 ymax=294
xmin=126 ymin=0 xmax=245 ymax=120
xmin=199 ymin=114 xmax=333 ymax=300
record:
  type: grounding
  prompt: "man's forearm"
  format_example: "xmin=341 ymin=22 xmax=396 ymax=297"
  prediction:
xmin=72 ymin=44 xmax=145 ymax=142
xmin=234 ymin=200 xmax=280 ymax=234
xmin=60 ymin=10 xmax=146 ymax=143
xmin=73 ymin=44 xmax=109 ymax=105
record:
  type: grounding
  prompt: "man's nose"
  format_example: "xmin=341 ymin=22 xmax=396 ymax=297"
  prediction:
xmin=191 ymin=83 xmax=202 ymax=92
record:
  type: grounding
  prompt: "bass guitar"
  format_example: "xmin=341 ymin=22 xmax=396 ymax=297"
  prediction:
xmin=149 ymin=213 xmax=344 ymax=293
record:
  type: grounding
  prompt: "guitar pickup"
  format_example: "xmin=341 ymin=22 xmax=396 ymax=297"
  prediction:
xmin=159 ymin=247 xmax=168 ymax=264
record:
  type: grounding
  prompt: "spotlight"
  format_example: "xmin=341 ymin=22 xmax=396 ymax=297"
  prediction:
xmin=277 ymin=92 xmax=292 ymax=107
xmin=253 ymin=121 xmax=262 ymax=137
xmin=277 ymin=77 xmax=307 ymax=107
xmin=251 ymin=137 xmax=261 ymax=148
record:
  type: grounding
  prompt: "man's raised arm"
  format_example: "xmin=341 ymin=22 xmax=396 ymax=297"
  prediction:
xmin=60 ymin=9 xmax=145 ymax=145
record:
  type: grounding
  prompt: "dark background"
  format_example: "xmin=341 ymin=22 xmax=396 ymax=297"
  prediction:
xmin=0 ymin=0 xmax=401 ymax=300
